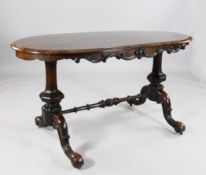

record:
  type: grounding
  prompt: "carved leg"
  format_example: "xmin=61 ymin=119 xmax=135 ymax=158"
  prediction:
xmin=35 ymin=61 xmax=83 ymax=168
xmin=157 ymin=90 xmax=185 ymax=134
xmin=130 ymin=52 xmax=185 ymax=134
xmin=53 ymin=114 xmax=84 ymax=169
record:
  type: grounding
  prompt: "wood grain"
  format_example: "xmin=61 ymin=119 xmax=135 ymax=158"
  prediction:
xmin=11 ymin=31 xmax=192 ymax=61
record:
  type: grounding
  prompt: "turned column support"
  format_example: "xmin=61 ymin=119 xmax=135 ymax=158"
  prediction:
xmin=35 ymin=61 xmax=64 ymax=127
xmin=147 ymin=52 xmax=166 ymax=90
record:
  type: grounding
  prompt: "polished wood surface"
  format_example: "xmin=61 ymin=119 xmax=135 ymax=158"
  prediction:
xmin=11 ymin=31 xmax=192 ymax=61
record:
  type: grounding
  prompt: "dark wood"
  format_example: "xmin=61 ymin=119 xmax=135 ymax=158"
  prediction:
xmin=10 ymin=31 xmax=192 ymax=169
xmin=11 ymin=31 xmax=192 ymax=62
xmin=59 ymin=53 xmax=185 ymax=134
xmin=35 ymin=61 xmax=64 ymax=127
xmin=128 ymin=52 xmax=185 ymax=134
xmin=35 ymin=61 xmax=83 ymax=168
xmin=52 ymin=114 xmax=84 ymax=168
xmin=61 ymin=94 xmax=141 ymax=114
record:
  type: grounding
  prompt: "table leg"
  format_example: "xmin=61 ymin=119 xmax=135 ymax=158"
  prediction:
xmin=35 ymin=61 xmax=84 ymax=169
xmin=130 ymin=52 xmax=185 ymax=134
xmin=52 ymin=113 xmax=84 ymax=168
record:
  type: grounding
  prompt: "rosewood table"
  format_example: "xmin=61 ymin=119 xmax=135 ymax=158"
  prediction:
xmin=11 ymin=31 xmax=192 ymax=169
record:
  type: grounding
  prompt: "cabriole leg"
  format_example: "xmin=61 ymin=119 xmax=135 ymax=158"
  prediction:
xmin=53 ymin=114 xmax=84 ymax=169
xmin=130 ymin=52 xmax=185 ymax=134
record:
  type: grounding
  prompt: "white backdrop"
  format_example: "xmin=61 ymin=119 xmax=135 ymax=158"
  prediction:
xmin=1 ymin=1 xmax=206 ymax=175
xmin=189 ymin=0 xmax=206 ymax=81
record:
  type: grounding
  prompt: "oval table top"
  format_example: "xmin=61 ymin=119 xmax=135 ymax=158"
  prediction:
xmin=11 ymin=31 xmax=192 ymax=62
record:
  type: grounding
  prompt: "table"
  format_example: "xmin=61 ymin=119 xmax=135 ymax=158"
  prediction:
xmin=11 ymin=31 xmax=192 ymax=169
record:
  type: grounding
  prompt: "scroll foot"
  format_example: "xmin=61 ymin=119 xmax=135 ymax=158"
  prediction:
xmin=35 ymin=116 xmax=44 ymax=127
xmin=64 ymin=146 xmax=84 ymax=169
xmin=52 ymin=114 xmax=84 ymax=169
xmin=158 ymin=90 xmax=185 ymax=135
xmin=173 ymin=121 xmax=185 ymax=135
